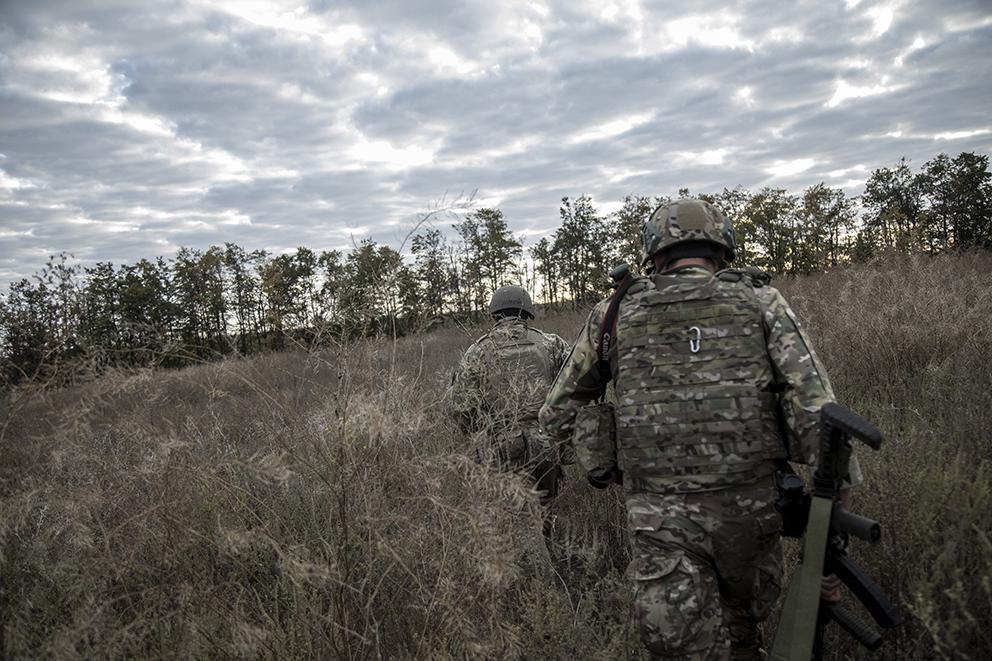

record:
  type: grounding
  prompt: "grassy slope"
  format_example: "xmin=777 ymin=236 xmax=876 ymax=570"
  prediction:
xmin=1 ymin=253 xmax=990 ymax=660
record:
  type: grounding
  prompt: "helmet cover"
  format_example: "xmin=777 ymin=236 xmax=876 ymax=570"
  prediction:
xmin=641 ymin=199 xmax=737 ymax=266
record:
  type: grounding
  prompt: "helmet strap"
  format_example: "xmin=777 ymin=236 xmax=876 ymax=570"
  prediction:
xmin=494 ymin=308 xmax=532 ymax=321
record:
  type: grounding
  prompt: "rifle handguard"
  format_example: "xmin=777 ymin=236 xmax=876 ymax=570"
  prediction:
xmin=823 ymin=604 xmax=883 ymax=651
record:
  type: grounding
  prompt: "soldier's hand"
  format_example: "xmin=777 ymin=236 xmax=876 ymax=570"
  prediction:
xmin=821 ymin=573 xmax=843 ymax=604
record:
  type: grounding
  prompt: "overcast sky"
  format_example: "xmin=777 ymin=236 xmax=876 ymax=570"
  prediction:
xmin=1 ymin=0 xmax=990 ymax=286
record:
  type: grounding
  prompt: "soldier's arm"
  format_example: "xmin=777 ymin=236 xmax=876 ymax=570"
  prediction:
xmin=539 ymin=302 xmax=610 ymax=440
xmin=760 ymin=287 xmax=863 ymax=487
xmin=547 ymin=332 xmax=571 ymax=375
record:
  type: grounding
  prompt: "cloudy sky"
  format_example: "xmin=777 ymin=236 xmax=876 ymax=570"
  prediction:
xmin=1 ymin=0 xmax=990 ymax=286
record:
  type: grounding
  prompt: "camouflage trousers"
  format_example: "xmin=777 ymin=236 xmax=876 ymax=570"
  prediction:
xmin=625 ymin=480 xmax=783 ymax=661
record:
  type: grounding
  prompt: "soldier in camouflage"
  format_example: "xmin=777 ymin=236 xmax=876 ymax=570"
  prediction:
xmin=450 ymin=285 xmax=571 ymax=505
xmin=539 ymin=200 xmax=862 ymax=660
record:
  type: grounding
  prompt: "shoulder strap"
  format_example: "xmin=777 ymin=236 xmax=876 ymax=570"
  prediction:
xmin=596 ymin=268 xmax=636 ymax=381
xmin=717 ymin=266 xmax=772 ymax=288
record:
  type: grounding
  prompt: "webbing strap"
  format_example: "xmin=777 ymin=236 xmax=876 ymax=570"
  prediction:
xmin=770 ymin=495 xmax=832 ymax=661
xmin=597 ymin=274 xmax=636 ymax=380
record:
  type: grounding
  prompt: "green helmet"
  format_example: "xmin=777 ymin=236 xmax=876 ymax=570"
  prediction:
xmin=641 ymin=199 xmax=737 ymax=267
xmin=488 ymin=285 xmax=535 ymax=319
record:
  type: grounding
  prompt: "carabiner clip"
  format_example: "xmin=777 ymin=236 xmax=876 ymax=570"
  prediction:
xmin=689 ymin=326 xmax=702 ymax=353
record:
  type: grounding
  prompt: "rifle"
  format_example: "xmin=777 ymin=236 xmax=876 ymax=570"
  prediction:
xmin=770 ymin=403 xmax=904 ymax=661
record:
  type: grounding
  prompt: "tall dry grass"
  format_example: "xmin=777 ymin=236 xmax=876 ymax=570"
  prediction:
xmin=1 ymin=253 xmax=989 ymax=660
xmin=775 ymin=252 xmax=992 ymax=660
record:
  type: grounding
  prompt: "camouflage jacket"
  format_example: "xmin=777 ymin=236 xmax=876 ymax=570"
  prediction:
xmin=538 ymin=266 xmax=862 ymax=489
xmin=450 ymin=318 xmax=571 ymax=434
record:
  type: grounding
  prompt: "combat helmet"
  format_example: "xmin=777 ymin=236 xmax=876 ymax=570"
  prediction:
xmin=488 ymin=285 xmax=535 ymax=319
xmin=641 ymin=199 xmax=737 ymax=268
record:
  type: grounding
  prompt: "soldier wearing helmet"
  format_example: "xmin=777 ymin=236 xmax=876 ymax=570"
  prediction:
xmin=449 ymin=285 xmax=571 ymax=505
xmin=540 ymin=199 xmax=862 ymax=660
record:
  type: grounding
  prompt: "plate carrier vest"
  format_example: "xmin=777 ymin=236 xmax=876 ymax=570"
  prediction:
xmin=478 ymin=321 xmax=556 ymax=425
xmin=612 ymin=271 xmax=787 ymax=493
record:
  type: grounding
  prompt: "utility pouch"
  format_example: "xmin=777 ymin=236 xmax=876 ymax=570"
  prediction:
xmin=573 ymin=402 xmax=618 ymax=474
xmin=775 ymin=471 xmax=810 ymax=538
xmin=497 ymin=428 xmax=528 ymax=465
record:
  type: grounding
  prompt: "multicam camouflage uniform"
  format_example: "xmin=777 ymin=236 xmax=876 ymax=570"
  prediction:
xmin=450 ymin=316 xmax=570 ymax=504
xmin=540 ymin=265 xmax=862 ymax=660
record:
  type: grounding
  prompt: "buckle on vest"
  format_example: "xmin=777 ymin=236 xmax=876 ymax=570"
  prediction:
xmin=689 ymin=326 xmax=702 ymax=353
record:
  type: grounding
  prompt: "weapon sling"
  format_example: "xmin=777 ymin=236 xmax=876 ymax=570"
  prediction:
xmin=771 ymin=495 xmax=833 ymax=661
xmin=596 ymin=266 xmax=635 ymax=382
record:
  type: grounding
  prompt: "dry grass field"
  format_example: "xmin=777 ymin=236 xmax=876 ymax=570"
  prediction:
xmin=1 ymin=253 xmax=990 ymax=660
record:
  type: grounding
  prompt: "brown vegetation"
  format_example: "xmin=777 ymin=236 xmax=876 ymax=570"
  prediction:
xmin=1 ymin=253 xmax=990 ymax=659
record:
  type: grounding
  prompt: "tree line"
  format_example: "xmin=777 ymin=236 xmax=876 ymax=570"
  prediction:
xmin=1 ymin=151 xmax=989 ymax=384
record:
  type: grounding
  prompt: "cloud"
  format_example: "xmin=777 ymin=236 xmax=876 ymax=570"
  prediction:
xmin=569 ymin=113 xmax=654 ymax=144
xmin=347 ymin=135 xmax=437 ymax=168
xmin=825 ymin=79 xmax=900 ymax=108
xmin=0 ymin=170 xmax=39 ymax=191
xmin=867 ymin=4 xmax=895 ymax=37
xmin=734 ymin=87 xmax=757 ymax=109
xmin=676 ymin=149 xmax=730 ymax=166
xmin=827 ymin=164 xmax=868 ymax=178
xmin=766 ymin=159 xmax=817 ymax=178
xmin=934 ymin=128 xmax=990 ymax=141
xmin=0 ymin=0 xmax=990 ymax=286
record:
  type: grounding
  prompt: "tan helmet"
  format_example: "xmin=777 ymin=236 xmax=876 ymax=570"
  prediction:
xmin=641 ymin=199 xmax=737 ymax=267
xmin=488 ymin=285 xmax=535 ymax=319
